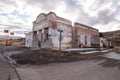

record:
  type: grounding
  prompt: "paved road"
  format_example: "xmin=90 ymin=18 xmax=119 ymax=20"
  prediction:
xmin=1 ymin=46 xmax=120 ymax=80
xmin=0 ymin=53 xmax=10 ymax=80
xmin=0 ymin=52 xmax=18 ymax=80
xmin=17 ymin=58 xmax=120 ymax=80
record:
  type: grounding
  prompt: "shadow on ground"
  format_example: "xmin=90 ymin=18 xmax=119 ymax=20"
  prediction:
xmin=90 ymin=56 xmax=120 ymax=69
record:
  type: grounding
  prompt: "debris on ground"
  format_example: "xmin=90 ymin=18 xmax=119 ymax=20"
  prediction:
xmin=1 ymin=46 xmax=120 ymax=68
xmin=10 ymin=48 xmax=102 ymax=65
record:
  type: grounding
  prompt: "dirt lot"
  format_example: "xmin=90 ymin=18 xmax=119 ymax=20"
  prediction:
xmin=10 ymin=47 xmax=102 ymax=65
xmin=1 ymin=46 xmax=120 ymax=67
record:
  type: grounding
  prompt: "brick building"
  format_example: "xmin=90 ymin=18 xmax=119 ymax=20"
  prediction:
xmin=73 ymin=22 xmax=99 ymax=48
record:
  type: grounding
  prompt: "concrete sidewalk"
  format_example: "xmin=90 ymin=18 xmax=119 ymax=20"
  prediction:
xmin=104 ymin=51 xmax=120 ymax=60
xmin=65 ymin=48 xmax=106 ymax=52
xmin=0 ymin=52 xmax=19 ymax=80
xmin=64 ymin=48 xmax=110 ymax=54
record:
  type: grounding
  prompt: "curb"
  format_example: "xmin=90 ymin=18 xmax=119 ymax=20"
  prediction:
xmin=1 ymin=50 xmax=21 ymax=80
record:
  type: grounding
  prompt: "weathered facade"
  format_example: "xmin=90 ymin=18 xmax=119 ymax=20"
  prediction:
xmin=32 ymin=12 xmax=72 ymax=49
xmin=99 ymin=36 xmax=112 ymax=48
xmin=73 ymin=22 xmax=99 ymax=48
xmin=25 ymin=32 xmax=33 ymax=47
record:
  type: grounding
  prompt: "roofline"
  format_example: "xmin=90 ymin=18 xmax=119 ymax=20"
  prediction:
xmin=74 ymin=22 xmax=98 ymax=31
xmin=33 ymin=11 xmax=72 ymax=24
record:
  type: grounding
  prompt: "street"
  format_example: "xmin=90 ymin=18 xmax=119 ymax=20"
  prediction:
xmin=0 ymin=52 xmax=19 ymax=80
xmin=0 ymin=46 xmax=120 ymax=80
xmin=17 ymin=58 xmax=120 ymax=80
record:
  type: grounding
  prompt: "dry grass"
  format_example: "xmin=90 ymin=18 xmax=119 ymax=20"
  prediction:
xmin=0 ymin=40 xmax=25 ymax=46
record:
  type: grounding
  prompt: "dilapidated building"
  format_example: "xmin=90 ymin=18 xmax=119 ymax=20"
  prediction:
xmin=26 ymin=12 xmax=114 ymax=49
xmin=102 ymin=30 xmax=120 ymax=47
xmin=73 ymin=23 xmax=99 ymax=48
xmin=32 ymin=12 xmax=72 ymax=49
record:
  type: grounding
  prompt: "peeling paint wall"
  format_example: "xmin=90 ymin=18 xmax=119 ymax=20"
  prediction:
xmin=51 ymin=22 xmax=72 ymax=49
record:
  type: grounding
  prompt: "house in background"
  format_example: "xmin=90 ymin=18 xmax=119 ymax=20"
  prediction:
xmin=32 ymin=12 xmax=72 ymax=49
xmin=73 ymin=22 xmax=99 ymax=48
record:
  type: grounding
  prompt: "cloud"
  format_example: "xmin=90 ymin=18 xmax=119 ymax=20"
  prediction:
xmin=0 ymin=0 xmax=120 ymax=37
xmin=75 ymin=0 xmax=120 ymax=31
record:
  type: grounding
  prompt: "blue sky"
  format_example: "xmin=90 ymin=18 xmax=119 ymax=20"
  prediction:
xmin=0 ymin=0 xmax=120 ymax=37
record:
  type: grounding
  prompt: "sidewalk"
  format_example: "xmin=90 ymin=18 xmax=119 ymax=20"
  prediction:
xmin=65 ymin=48 xmax=106 ymax=51
xmin=64 ymin=48 xmax=109 ymax=54
xmin=0 ymin=52 xmax=19 ymax=80
xmin=104 ymin=51 xmax=120 ymax=60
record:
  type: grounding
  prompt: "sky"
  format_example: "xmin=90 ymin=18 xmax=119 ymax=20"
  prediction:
xmin=0 ymin=0 xmax=120 ymax=37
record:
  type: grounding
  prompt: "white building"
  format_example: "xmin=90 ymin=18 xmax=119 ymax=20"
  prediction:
xmin=25 ymin=32 xmax=33 ymax=47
